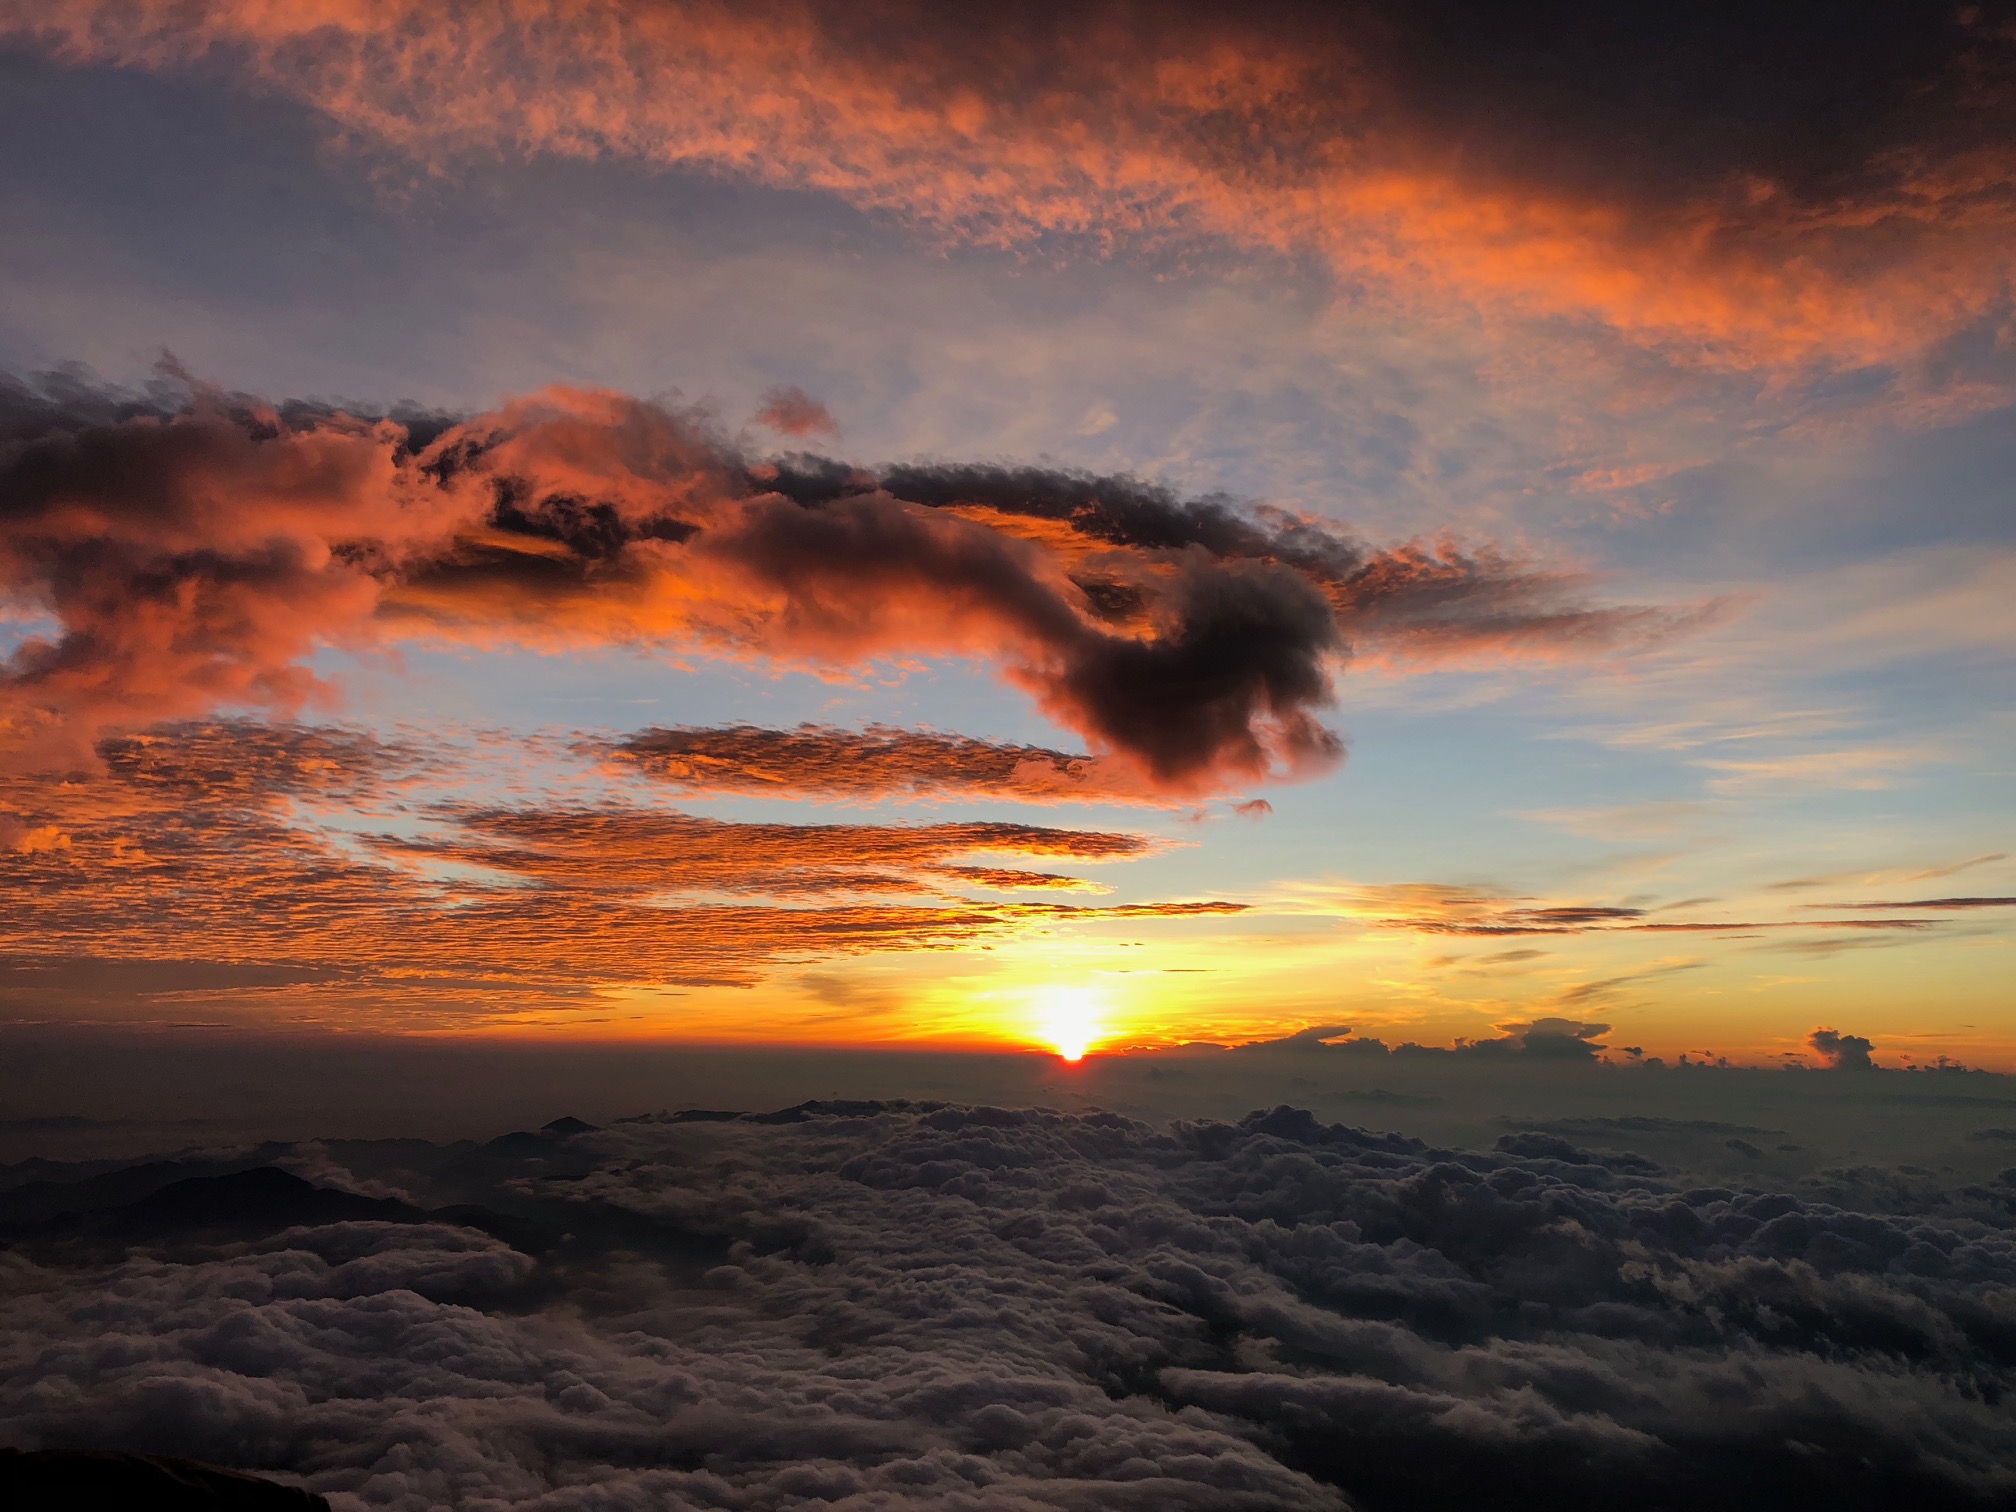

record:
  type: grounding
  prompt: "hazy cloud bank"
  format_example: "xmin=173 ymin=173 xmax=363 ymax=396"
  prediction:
xmin=7 ymin=1 xmax=2012 ymax=372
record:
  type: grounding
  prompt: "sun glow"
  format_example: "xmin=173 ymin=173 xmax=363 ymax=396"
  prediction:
xmin=1034 ymin=983 xmax=1105 ymax=1061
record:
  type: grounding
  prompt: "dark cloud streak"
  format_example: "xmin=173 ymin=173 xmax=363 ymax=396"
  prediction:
xmin=1815 ymin=897 xmax=2016 ymax=911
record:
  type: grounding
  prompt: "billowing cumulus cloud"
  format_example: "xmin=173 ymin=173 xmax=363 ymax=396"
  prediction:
xmin=2 ymin=1102 xmax=2013 ymax=1509
xmin=0 ymin=371 xmax=1672 ymax=790
xmin=4 ymin=2 xmax=2011 ymax=369
xmin=1810 ymin=1027 xmax=1880 ymax=1071
xmin=1478 ymin=1016 xmax=1612 ymax=1059
xmin=0 ymin=378 xmax=426 ymax=771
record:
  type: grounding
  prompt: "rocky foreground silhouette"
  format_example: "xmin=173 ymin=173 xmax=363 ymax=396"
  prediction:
xmin=0 ymin=1448 xmax=329 ymax=1510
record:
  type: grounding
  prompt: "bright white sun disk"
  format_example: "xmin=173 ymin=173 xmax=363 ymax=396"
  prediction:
xmin=1035 ymin=984 xmax=1103 ymax=1061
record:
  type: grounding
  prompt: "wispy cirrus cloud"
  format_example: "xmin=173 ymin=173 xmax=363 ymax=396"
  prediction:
xmin=1266 ymin=879 xmax=1941 ymax=940
xmin=1766 ymin=853 xmax=2009 ymax=893
xmin=1513 ymin=801 xmax=1718 ymax=841
xmin=0 ymin=718 xmax=1239 ymax=1027
xmin=1551 ymin=962 xmax=1707 ymax=1008
xmin=1805 ymin=896 xmax=2016 ymax=912
xmin=1697 ymin=743 xmax=1950 ymax=795
xmin=598 ymin=723 xmax=1173 ymax=807
xmin=370 ymin=802 xmax=1155 ymax=900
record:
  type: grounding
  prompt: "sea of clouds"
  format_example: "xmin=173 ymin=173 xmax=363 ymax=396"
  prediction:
xmin=2 ymin=1102 xmax=2013 ymax=1511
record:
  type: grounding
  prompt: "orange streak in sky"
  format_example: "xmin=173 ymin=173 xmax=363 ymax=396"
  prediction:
xmin=0 ymin=721 xmax=1233 ymax=1031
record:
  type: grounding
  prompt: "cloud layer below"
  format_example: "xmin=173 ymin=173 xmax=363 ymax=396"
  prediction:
xmin=2 ymin=1101 xmax=2013 ymax=1510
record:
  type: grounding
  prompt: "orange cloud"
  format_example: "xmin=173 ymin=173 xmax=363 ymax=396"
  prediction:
xmin=0 ymin=376 xmax=1339 ymax=787
xmin=600 ymin=723 xmax=1172 ymax=806
xmin=5 ymin=1 xmax=2011 ymax=367
xmin=0 ymin=719 xmax=1235 ymax=1025
xmin=751 ymin=385 xmax=839 ymax=439
xmin=370 ymin=802 xmax=1156 ymax=899
xmin=2 ymin=372 xmax=1677 ymax=789
xmin=0 ymin=381 xmax=431 ymax=769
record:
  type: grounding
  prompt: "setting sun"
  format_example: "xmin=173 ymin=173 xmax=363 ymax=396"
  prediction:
xmin=1033 ymin=984 xmax=1105 ymax=1061
xmin=3 ymin=6 xmax=2013 ymax=1506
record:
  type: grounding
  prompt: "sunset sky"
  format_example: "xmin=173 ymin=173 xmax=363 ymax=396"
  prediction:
xmin=0 ymin=1 xmax=2012 ymax=1067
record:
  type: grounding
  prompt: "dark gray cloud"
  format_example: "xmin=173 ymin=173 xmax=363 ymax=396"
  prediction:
xmin=790 ymin=459 xmax=1695 ymax=666
xmin=1812 ymin=1027 xmax=1880 ymax=1071
xmin=2 ymin=1102 xmax=2013 ymax=1510
xmin=1237 ymin=1019 xmax=1621 ymax=1062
